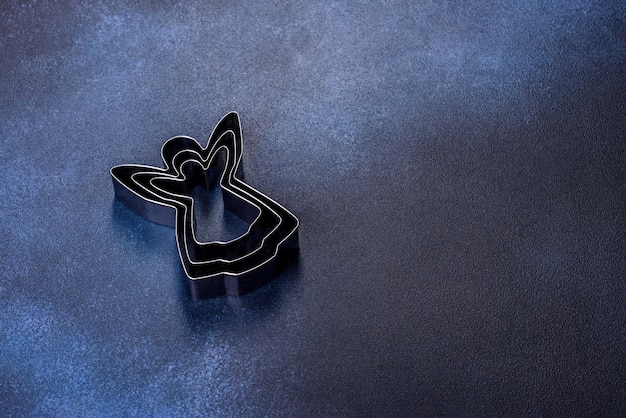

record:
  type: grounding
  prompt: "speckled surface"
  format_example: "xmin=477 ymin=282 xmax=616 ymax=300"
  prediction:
xmin=1 ymin=1 xmax=625 ymax=416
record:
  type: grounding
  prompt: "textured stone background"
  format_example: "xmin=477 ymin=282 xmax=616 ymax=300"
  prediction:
xmin=1 ymin=1 xmax=625 ymax=416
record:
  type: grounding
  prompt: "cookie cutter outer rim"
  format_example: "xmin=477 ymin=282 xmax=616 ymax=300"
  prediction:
xmin=110 ymin=111 xmax=299 ymax=297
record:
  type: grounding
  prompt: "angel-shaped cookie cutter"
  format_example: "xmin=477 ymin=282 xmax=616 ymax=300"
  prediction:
xmin=111 ymin=112 xmax=299 ymax=299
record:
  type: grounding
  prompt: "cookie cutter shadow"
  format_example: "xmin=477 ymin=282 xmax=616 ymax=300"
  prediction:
xmin=178 ymin=252 xmax=302 ymax=329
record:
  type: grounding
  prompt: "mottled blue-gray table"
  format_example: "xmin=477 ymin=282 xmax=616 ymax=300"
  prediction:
xmin=1 ymin=1 xmax=624 ymax=416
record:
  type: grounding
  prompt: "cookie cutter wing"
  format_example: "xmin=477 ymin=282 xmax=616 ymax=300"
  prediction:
xmin=111 ymin=112 xmax=299 ymax=299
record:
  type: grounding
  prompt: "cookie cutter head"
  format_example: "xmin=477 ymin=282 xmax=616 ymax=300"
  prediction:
xmin=111 ymin=112 xmax=299 ymax=299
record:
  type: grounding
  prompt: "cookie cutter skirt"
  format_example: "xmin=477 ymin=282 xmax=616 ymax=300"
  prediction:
xmin=111 ymin=112 xmax=299 ymax=299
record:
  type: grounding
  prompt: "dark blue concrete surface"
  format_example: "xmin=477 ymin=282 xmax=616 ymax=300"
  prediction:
xmin=1 ymin=1 xmax=625 ymax=416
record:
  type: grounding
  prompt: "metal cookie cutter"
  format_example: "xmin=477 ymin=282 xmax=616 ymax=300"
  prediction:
xmin=111 ymin=112 xmax=299 ymax=299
